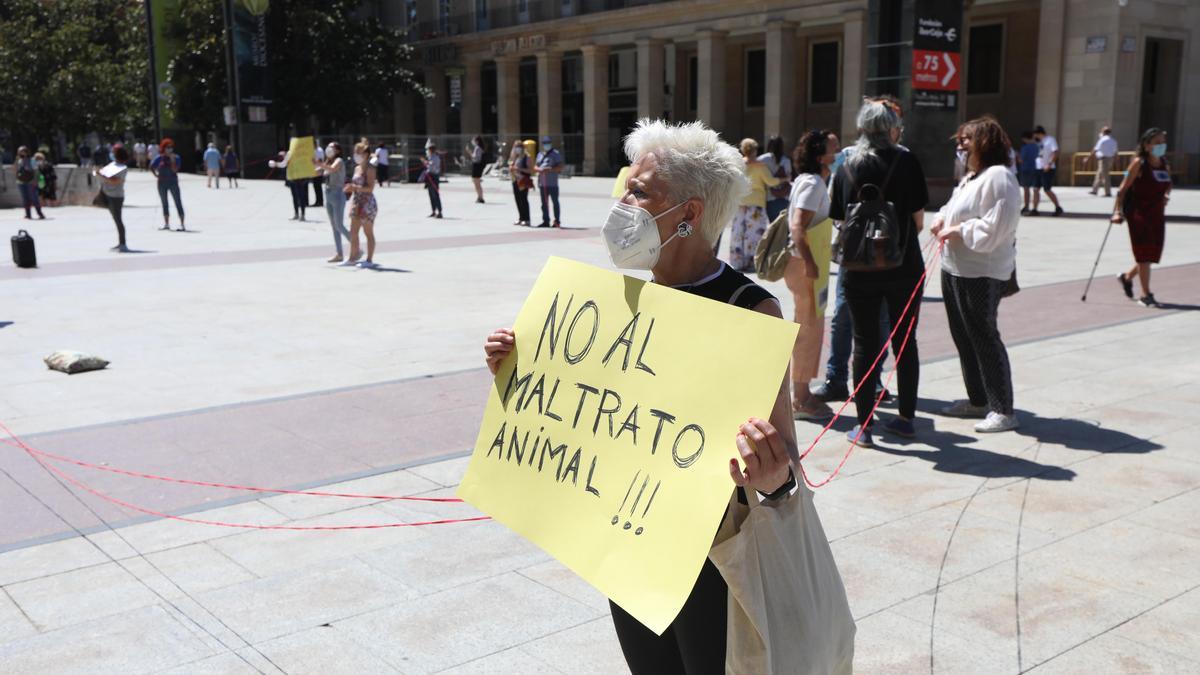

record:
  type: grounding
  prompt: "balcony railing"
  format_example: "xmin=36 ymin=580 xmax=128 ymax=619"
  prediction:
xmin=404 ymin=0 xmax=672 ymax=42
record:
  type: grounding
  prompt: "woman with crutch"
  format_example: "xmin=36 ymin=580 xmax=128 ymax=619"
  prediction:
xmin=1112 ymin=128 xmax=1171 ymax=307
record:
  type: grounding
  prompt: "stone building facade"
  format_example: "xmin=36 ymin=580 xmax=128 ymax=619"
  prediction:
xmin=377 ymin=0 xmax=1198 ymax=183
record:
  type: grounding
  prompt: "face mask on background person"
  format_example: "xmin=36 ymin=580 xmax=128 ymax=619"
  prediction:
xmin=326 ymin=145 xmax=337 ymax=158
xmin=602 ymin=200 xmax=690 ymax=270
xmin=956 ymin=148 xmax=967 ymax=166
xmin=1151 ymin=143 xmax=1167 ymax=158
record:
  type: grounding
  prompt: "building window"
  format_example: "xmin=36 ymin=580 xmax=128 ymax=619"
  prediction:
xmin=688 ymin=56 xmax=698 ymax=111
xmin=561 ymin=0 xmax=575 ymax=18
xmin=967 ymin=23 xmax=1003 ymax=95
xmin=609 ymin=53 xmax=621 ymax=89
xmin=745 ymin=49 xmax=766 ymax=108
xmin=438 ymin=0 xmax=451 ymax=34
xmin=518 ymin=0 xmax=530 ymax=23
xmin=810 ymin=41 xmax=839 ymax=104
xmin=405 ymin=0 xmax=418 ymax=26
xmin=475 ymin=0 xmax=489 ymax=31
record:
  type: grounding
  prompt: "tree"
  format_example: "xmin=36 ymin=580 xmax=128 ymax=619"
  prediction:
xmin=0 ymin=0 xmax=151 ymax=146
xmin=163 ymin=0 xmax=430 ymax=134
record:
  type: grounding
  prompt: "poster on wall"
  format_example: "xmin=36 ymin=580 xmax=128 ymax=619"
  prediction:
xmin=231 ymin=0 xmax=274 ymax=123
xmin=911 ymin=0 xmax=963 ymax=110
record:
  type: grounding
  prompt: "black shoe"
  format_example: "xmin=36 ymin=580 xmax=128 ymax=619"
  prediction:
xmin=811 ymin=379 xmax=850 ymax=402
xmin=1053 ymin=206 xmax=1064 ymax=216
xmin=876 ymin=388 xmax=893 ymax=405
xmin=1137 ymin=294 xmax=1159 ymax=308
xmin=538 ymin=222 xmax=551 ymax=228
xmin=1029 ymin=209 xmax=1040 ymax=216
xmin=1020 ymin=207 xmax=1030 ymax=216
xmin=435 ymin=212 xmax=443 ymax=219
xmin=1118 ymin=273 xmax=1134 ymax=299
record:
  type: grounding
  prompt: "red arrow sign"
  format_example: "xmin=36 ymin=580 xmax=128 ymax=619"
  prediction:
xmin=912 ymin=49 xmax=961 ymax=91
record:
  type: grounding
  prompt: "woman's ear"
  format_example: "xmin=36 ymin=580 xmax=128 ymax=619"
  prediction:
xmin=684 ymin=198 xmax=704 ymax=229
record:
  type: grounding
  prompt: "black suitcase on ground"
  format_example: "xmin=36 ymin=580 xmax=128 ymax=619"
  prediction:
xmin=11 ymin=229 xmax=36 ymax=268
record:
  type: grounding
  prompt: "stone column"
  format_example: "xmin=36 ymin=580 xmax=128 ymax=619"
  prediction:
xmin=581 ymin=44 xmax=610 ymax=175
xmin=495 ymin=55 xmax=521 ymax=138
xmin=637 ymin=38 xmax=665 ymax=120
xmin=425 ymin=65 xmax=447 ymax=136
xmin=764 ymin=22 xmax=797 ymax=144
xmin=1032 ymin=0 xmax=1066 ymax=138
xmin=461 ymin=59 xmax=483 ymax=135
xmin=697 ymin=30 xmax=727 ymax=131
xmin=840 ymin=9 xmax=866 ymax=140
xmin=537 ymin=50 xmax=563 ymax=140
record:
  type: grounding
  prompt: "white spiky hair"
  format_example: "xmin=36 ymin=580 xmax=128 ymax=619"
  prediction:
xmin=622 ymin=119 xmax=750 ymax=244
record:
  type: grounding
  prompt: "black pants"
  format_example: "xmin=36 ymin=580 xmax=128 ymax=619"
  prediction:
xmin=426 ymin=173 xmax=442 ymax=214
xmin=609 ymin=558 xmax=727 ymax=675
xmin=107 ymin=197 xmax=126 ymax=246
xmin=845 ymin=273 xmax=924 ymax=424
xmin=312 ymin=175 xmax=324 ymax=207
xmin=941 ymin=271 xmax=1014 ymax=414
xmin=289 ymin=179 xmax=309 ymax=217
xmin=512 ymin=182 xmax=530 ymax=223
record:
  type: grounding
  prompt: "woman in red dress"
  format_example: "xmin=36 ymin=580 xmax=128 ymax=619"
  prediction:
xmin=1112 ymin=128 xmax=1171 ymax=307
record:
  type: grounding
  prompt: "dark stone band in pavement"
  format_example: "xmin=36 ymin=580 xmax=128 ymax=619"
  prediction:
xmin=0 ymin=262 xmax=1195 ymax=552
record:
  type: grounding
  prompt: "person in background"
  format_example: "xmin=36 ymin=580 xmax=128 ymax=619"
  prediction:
xmin=374 ymin=141 xmax=390 ymax=187
xmin=1030 ymin=125 xmax=1063 ymax=217
xmin=785 ymin=130 xmax=839 ymax=420
xmin=12 ymin=146 xmax=44 ymax=219
xmin=1090 ymin=125 xmax=1118 ymax=197
xmin=470 ymin=136 xmax=486 ymax=203
xmin=223 ymin=145 xmax=240 ymax=188
xmin=150 ymin=138 xmax=185 ymax=231
xmin=311 ymin=140 xmax=325 ymax=208
xmin=343 ymin=141 xmax=379 ymax=268
xmin=510 ymin=140 xmax=532 ymax=227
xmin=203 ymin=142 xmax=222 ymax=189
xmin=829 ymin=98 xmax=929 ymax=447
xmin=77 ymin=142 xmax=94 ymax=169
xmin=535 ymin=135 xmax=564 ymax=228
xmin=318 ymin=141 xmax=350 ymax=263
xmin=147 ymin=139 xmax=160 ymax=169
xmin=95 ymin=145 xmax=131 ymax=252
xmin=1016 ymin=131 xmax=1040 ymax=215
xmin=931 ymin=117 xmax=1021 ymax=433
xmin=133 ymin=141 xmax=147 ymax=170
xmin=759 ymin=135 xmax=792 ymax=223
xmin=422 ymin=140 xmax=443 ymax=218
xmin=35 ymin=151 xmax=58 ymax=208
xmin=729 ymin=138 xmax=781 ymax=272
xmin=1113 ymin=127 xmax=1171 ymax=308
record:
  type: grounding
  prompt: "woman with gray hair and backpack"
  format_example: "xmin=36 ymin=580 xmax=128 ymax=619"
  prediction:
xmin=829 ymin=98 xmax=929 ymax=447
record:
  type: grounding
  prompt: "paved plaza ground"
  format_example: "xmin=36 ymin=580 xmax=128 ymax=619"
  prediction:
xmin=1 ymin=169 xmax=1199 ymax=674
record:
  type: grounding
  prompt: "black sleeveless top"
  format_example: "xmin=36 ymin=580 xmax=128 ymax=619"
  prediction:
xmin=669 ymin=262 xmax=776 ymax=310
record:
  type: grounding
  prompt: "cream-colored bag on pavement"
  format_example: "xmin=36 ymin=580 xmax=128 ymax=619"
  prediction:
xmin=710 ymin=485 xmax=856 ymax=675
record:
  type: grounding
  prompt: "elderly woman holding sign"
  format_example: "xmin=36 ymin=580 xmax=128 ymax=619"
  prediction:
xmin=484 ymin=120 xmax=851 ymax=674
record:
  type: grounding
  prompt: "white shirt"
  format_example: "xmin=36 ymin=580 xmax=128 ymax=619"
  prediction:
xmin=375 ymin=147 xmax=389 ymax=165
xmin=1037 ymin=135 xmax=1058 ymax=169
xmin=757 ymin=153 xmax=792 ymax=183
xmin=788 ymin=173 xmax=831 ymax=227
xmin=133 ymin=142 xmax=146 ymax=155
xmin=1093 ymin=134 xmax=1118 ymax=158
xmin=937 ymin=165 xmax=1020 ymax=280
xmin=472 ymin=145 xmax=484 ymax=162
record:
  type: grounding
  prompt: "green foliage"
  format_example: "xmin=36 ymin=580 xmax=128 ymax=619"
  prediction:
xmin=163 ymin=0 xmax=228 ymax=132
xmin=0 ymin=0 xmax=152 ymax=141
xmin=164 ymin=0 xmax=430 ymax=133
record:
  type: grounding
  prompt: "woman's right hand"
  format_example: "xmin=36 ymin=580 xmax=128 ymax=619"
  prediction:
xmin=1110 ymin=212 xmax=1124 ymax=224
xmin=485 ymin=328 xmax=516 ymax=374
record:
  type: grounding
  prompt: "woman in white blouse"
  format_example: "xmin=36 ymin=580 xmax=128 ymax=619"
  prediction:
xmin=930 ymin=117 xmax=1021 ymax=433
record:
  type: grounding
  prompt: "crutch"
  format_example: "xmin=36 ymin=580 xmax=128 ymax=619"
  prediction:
xmin=1081 ymin=218 xmax=1117 ymax=301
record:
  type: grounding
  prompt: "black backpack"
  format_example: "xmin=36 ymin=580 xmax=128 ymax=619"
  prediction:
xmin=832 ymin=156 xmax=905 ymax=272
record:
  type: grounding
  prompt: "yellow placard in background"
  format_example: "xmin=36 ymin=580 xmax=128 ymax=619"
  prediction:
xmin=457 ymin=257 xmax=798 ymax=634
xmin=286 ymin=136 xmax=316 ymax=180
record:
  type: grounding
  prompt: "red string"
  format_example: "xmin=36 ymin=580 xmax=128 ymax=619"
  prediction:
xmin=3 ymin=427 xmax=490 ymax=531
xmin=798 ymin=239 xmax=945 ymax=488
xmin=0 ymin=425 xmax=462 ymax=503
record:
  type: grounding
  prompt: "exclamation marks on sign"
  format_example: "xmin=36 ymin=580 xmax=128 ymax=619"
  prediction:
xmin=612 ymin=471 xmax=661 ymax=536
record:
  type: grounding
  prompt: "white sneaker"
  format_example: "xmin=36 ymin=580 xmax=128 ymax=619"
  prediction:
xmin=975 ymin=412 xmax=1019 ymax=433
xmin=356 ymin=260 xmax=377 ymax=269
xmin=941 ymin=400 xmax=988 ymax=418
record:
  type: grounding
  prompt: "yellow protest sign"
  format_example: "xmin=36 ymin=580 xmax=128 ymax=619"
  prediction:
xmin=286 ymin=136 xmax=316 ymax=180
xmin=457 ymin=256 xmax=798 ymax=634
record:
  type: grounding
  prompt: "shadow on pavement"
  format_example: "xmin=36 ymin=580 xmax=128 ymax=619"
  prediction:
xmin=0 ymin=321 xmax=11 ymax=329
xmin=870 ymin=425 xmax=1077 ymax=481
xmin=1013 ymin=412 xmax=1164 ymax=453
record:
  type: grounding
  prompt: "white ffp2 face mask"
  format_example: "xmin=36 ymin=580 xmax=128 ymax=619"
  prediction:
xmin=602 ymin=200 xmax=691 ymax=270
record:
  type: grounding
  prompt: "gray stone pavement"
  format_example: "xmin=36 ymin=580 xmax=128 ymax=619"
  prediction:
xmin=1 ymin=171 xmax=1199 ymax=673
